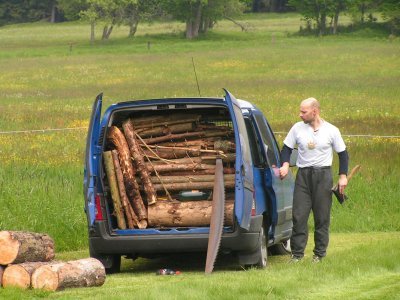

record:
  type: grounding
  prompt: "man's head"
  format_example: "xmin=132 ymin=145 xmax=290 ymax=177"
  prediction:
xmin=299 ymin=97 xmax=320 ymax=124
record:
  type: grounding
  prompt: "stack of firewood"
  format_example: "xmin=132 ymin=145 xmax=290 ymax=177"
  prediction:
xmin=0 ymin=231 xmax=105 ymax=291
xmin=104 ymin=112 xmax=236 ymax=229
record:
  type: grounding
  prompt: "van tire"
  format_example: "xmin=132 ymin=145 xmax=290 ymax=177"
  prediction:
xmin=238 ymin=226 xmax=268 ymax=269
xmin=89 ymin=244 xmax=121 ymax=274
xmin=269 ymin=239 xmax=291 ymax=255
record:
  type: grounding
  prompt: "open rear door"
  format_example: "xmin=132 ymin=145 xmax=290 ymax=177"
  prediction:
xmin=84 ymin=93 xmax=103 ymax=226
xmin=224 ymin=89 xmax=254 ymax=230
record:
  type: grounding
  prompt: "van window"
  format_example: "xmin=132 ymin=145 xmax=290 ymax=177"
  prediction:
xmin=233 ymin=106 xmax=253 ymax=175
xmin=253 ymin=113 xmax=279 ymax=167
xmin=244 ymin=117 xmax=265 ymax=167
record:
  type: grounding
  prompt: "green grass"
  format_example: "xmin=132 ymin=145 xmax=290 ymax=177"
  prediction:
xmin=0 ymin=13 xmax=399 ymax=298
xmin=0 ymin=232 xmax=399 ymax=299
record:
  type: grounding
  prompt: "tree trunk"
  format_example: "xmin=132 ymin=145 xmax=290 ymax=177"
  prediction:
xmin=132 ymin=114 xmax=200 ymax=129
xmin=2 ymin=262 xmax=51 ymax=289
xmin=108 ymin=126 xmax=147 ymax=227
xmin=123 ymin=120 xmax=157 ymax=205
xmin=140 ymin=174 xmax=235 ymax=184
xmin=142 ymin=130 xmax=232 ymax=145
xmin=333 ymin=10 xmax=339 ymax=35
xmin=186 ymin=2 xmax=203 ymax=39
xmin=111 ymin=150 xmax=139 ymax=229
xmin=147 ymin=163 xmax=235 ymax=175
xmin=31 ymin=258 xmax=106 ymax=291
xmin=0 ymin=231 xmax=55 ymax=265
xmin=90 ymin=22 xmax=95 ymax=44
xmin=50 ymin=4 xmax=57 ymax=23
xmin=103 ymin=151 xmax=127 ymax=229
xmin=148 ymin=200 xmax=234 ymax=227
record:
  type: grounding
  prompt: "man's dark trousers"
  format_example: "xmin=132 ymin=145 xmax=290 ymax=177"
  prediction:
xmin=290 ymin=167 xmax=333 ymax=258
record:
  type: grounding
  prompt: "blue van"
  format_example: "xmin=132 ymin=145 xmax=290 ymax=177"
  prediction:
xmin=84 ymin=89 xmax=295 ymax=273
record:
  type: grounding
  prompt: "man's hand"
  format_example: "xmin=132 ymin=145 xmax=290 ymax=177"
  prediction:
xmin=279 ymin=162 xmax=290 ymax=180
xmin=338 ymin=174 xmax=348 ymax=195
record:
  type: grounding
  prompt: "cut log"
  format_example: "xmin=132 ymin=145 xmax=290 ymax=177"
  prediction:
xmin=123 ymin=120 xmax=157 ymax=205
xmin=148 ymin=200 xmax=234 ymax=227
xmin=2 ymin=262 xmax=51 ymax=289
xmin=31 ymin=258 xmax=106 ymax=291
xmin=137 ymin=122 xmax=194 ymax=138
xmin=146 ymin=163 xmax=235 ymax=175
xmin=0 ymin=231 xmax=55 ymax=265
xmin=149 ymin=154 xmax=236 ymax=165
xmin=143 ymin=147 xmax=201 ymax=159
xmin=149 ymin=180 xmax=235 ymax=191
xmin=143 ymin=130 xmax=233 ymax=145
xmin=103 ymin=151 xmax=127 ymax=230
xmin=111 ymin=150 xmax=139 ymax=229
xmin=132 ymin=114 xmax=201 ymax=129
xmin=108 ymin=126 xmax=147 ymax=227
xmin=0 ymin=265 xmax=4 ymax=287
xmin=139 ymin=174 xmax=235 ymax=184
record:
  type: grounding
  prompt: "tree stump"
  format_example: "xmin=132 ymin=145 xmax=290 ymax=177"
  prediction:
xmin=148 ymin=200 xmax=234 ymax=227
xmin=0 ymin=231 xmax=55 ymax=265
xmin=31 ymin=258 xmax=106 ymax=291
xmin=2 ymin=262 xmax=51 ymax=289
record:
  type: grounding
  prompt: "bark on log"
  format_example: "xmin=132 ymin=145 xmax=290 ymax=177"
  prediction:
xmin=149 ymin=154 xmax=236 ymax=165
xmin=103 ymin=151 xmax=127 ymax=230
xmin=146 ymin=163 xmax=235 ymax=174
xmin=0 ymin=265 xmax=4 ymax=287
xmin=137 ymin=122 xmax=194 ymax=138
xmin=31 ymin=258 xmax=106 ymax=291
xmin=148 ymin=200 xmax=234 ymax=227
xmin=143 ymin=130 xmax=232 ymax=145
xmin=132 ymin=114 xmax=201 ymax=129
xmin=143 ymin=148 xmax=201 ymax=159
xmin=2 ymin=262 xmax=51 ymax=289
xmin=108 ymin=126 xmax=147 ymax=227
xmin=0 ymin=231 xmax=55 ymax=265
xmin=123 ymin=120 xmax=157 ymax=205
xmin=139 ymin=174 xmax=235 ymax=184
xmin=111 ymin=150 xmax=139 ymax=229
xmin=149 ymin=180 xmax=235 ymax=191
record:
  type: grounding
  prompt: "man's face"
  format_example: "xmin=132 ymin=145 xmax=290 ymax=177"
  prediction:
xmin=299 ymin=104 xmax=316 ymax=124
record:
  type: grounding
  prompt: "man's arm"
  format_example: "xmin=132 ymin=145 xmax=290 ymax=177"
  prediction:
xmin=337 ymin=150 xmax=349 ymax=195
xmin=279 ymin=144 xmax=293 ymax=179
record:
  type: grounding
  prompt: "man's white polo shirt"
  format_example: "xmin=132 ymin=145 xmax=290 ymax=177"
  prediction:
xmin=283 ymin=120 xmax=346 ymax=168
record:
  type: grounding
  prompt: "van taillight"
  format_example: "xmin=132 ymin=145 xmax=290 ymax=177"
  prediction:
xmin=95 ymin=194 xmax=104 ymax=220
xmin=251 ymin=197 xmax=256 ymax=216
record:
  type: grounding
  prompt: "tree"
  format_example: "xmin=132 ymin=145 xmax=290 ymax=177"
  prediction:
xmin=379 ymin=0 xmax=400 ymax=34
xmin=123 ymin=0 xmax=161 ymax=38
xmin=0 ymin=0 xmax=55 ymax=26
xmin=162 ymin=0 xmax=245 ymax=39
xmin=58 ymin=0 xmax=89 ymax=21
xmin=289 ymin=0 xmax=340 ymax=36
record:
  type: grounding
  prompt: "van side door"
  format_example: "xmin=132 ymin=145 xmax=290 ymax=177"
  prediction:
xmin=251 ymin=110 xmax=294 ymax=241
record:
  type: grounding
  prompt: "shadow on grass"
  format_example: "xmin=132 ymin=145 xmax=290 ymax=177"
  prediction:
xmin=121 ymin=252 xmax=242 ymax=274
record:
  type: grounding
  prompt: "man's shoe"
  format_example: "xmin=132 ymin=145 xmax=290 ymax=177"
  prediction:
xmin=289 ymin=255 xmax=303 ymax=263
xmin=312 ymin=255 xmax=322 ymax=263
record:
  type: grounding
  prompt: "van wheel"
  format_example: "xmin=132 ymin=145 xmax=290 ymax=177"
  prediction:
xmin=89 ymin=245 xmax=121 ymax=274
xmin=256 ymin=226 xmax=268 ymax=268
xmin=269 ymin=239 xmax=291 ymax=255
xmin=238 ymin=226 xmax=268 ymax=269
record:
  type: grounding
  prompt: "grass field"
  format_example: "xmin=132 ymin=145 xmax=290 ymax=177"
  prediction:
xmin=0 ymin=12 xmax=399 ymax=299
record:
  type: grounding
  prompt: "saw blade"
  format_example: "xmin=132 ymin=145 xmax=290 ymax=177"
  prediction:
xmin=205 ymin=158 xmax=225 ymax=274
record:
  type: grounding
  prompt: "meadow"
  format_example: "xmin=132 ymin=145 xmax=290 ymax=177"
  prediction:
xmin=0 ymin=13 xmax=399 ymax=299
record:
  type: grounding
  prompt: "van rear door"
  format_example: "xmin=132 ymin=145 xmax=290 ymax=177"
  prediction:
xmin=224 ymin=89 xmax=254 ymax=230
xmin=84 ymin=93 xmax=103 ymax=227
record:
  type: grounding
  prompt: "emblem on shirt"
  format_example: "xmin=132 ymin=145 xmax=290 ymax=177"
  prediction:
xmin=307 ymin=140 xmax=316 ymax=150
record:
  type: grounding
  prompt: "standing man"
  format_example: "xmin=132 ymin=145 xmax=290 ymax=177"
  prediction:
xmin=279 ymin=97 xmax=348 ymax=263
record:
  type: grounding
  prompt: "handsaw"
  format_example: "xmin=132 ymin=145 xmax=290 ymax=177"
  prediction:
xmin=205 ymin=158 xmax=225 ymax=274
xmin=332 ymin=164 xmax=361 ymax=204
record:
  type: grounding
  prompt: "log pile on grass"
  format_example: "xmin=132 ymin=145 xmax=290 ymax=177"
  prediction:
xmin=0 ymin=231 xmax=105 ymax=291
xmin=104 ymin=111 xmax=236 ymax=229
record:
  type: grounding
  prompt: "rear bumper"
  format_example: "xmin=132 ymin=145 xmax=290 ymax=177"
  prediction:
xmin=89 ymin=215 xmax=263 ymax=256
